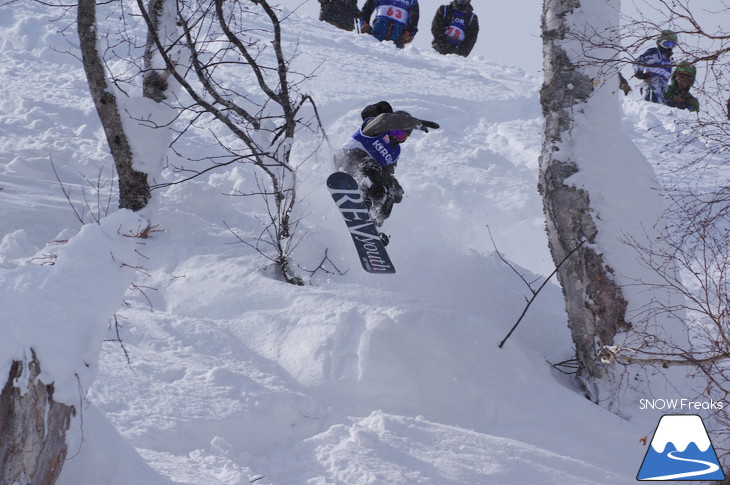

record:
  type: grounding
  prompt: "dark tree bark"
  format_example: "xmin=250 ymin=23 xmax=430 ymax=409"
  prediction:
xmin=78 ymin=0 xmax=151 ymax=212
xmin=0 ymin=350 xmax=74 ymax=485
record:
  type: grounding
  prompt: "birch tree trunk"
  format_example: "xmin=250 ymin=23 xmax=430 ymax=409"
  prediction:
xmin=0 ymin=351 xmax=74 ymax=485
xmin=143 ymin=0 xmax=177 ymax=102
xmin=78 ymin=0 xmax=151 ymax=212
xmin=539 ymin=0 xmax=630 ymax=403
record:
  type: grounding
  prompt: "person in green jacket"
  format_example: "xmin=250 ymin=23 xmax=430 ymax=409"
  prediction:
xmin=664 ymin=62 xmax=699 ymax=112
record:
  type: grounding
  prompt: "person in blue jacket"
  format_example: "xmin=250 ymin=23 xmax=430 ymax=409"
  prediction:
xmin=634 ymin=30 xmax=677 ymax=104
xmin=360 ymin=0 xmax=420 ymax=49
xmin=334 ymin=101 xmax=439 ymax=243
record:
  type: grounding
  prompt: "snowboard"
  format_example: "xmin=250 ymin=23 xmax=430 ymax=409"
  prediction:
xmin=327 ymin=172 xmax=395 ymax=274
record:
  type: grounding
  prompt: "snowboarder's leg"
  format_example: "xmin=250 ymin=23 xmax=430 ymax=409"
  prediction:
xmin=365 ymin=185 xmax=388 ymax=227
xmin=377 ymin=169 xmax=402 ymax=220
xmin=360 ymin=160 xmax=386 ymax=212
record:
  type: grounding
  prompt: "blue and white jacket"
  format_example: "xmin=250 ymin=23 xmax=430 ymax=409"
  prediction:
xmin=634 ymin=46 xmax=673 ymax=103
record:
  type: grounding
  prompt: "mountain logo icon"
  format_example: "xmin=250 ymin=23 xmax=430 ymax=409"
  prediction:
xmin=637 ymin=414 xmax=725 ymax=481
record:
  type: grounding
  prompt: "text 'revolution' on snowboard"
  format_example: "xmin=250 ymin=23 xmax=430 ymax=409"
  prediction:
xmin=327 ymin=172 xmax=395 ymax=274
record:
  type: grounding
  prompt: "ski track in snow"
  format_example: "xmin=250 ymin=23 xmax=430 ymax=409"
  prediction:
xmin=1 ymin=1 xmax=727 ymax=484
xmin=641 ymin=451 xmax=721 ymax=481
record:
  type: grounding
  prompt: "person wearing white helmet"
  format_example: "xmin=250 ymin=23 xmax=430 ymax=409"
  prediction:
xmin=634 ymin=30 xmax=677 ymax=104
xmin=431 ymin=0 xmax=479 ymax=57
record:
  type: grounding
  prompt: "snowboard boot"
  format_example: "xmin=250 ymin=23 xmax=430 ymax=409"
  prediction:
xmin=379 ymin=232 xmax=390 ymax=246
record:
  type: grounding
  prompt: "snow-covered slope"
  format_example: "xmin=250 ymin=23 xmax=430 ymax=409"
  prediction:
xmin=0 ymin=2 xmax=703 ymax=484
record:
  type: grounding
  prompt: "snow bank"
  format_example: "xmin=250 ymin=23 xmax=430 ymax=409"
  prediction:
xmin=0 ymin=210 xmax=147 ymax=404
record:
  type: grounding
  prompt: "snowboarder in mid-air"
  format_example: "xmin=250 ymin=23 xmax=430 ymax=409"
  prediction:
xmin=334 ymin=101 xmax=439 ymax=245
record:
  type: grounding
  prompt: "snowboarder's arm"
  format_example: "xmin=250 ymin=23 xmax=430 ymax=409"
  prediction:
xmin=362 ymin=112 xmax=440 ymax=135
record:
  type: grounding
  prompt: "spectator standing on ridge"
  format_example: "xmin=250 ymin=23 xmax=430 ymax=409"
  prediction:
xmin=664 ymin=62 xmax=699 ymax=112
xmin=360 ymin=0 xmax=420 ymax=49
xmin=634 ymin=30 xmax=677 ymax=104
xmin=431 ymin=0 xmax=479 ymax=57
xmin=333 ymin=101 xmax=439 ymax=245
xmin=319 ymin=0 xmax=361 ymax=32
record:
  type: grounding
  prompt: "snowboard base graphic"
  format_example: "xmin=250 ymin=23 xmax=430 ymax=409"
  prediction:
xmin=327 ymin=172 xmax=395 ymax=274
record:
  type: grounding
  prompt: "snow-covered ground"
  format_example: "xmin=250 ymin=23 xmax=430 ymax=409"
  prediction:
xmin=0 ymin=1 xmax=727 ymax=484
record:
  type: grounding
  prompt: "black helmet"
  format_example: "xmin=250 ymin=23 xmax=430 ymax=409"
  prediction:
xmin=361 ymin=101 xmax=393 ymax=120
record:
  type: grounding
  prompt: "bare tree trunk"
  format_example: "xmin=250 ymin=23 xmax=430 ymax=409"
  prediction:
xmin=137 ymin=0 xmax=313 ymax=285
xmin=78 ymin=0 xmax=151 ymax=211
xmin=0 ymin=3 xmax=156 ymax=480
xmin=539 ymin=0 xmax=629 ymax=402
xmin=143 ymin=0 xmax=175 ymax=102
xmin=0 ymin=350 xmax=74 ymax=485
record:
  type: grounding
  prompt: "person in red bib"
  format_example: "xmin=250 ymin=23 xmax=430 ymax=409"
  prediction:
xmin=360 ymin=0 xmax=420 ymax=49
xmin=431 ymin=0 xmax=479 ymax=57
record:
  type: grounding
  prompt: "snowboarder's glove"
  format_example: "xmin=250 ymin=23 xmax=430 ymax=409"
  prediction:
xmin=634 ymin=71 xmax=651 ymax=80
xmin=361 ymin=23 xmax=372 ymax=34
xmin=400 ymin=31 xmax=413 ymax=45
xmin=417 ymin=120 xmax=440 ymax=133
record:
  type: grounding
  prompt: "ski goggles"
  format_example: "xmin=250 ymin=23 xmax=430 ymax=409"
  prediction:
xmin=658 ymin=39 xmax=676 ymax=49
xmin=388 ymin=129 xmax=410 ymax=143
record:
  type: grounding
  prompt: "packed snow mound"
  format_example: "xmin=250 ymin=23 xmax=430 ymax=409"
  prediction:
xmin=281 ymin=411 xmax=631 ymax=484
